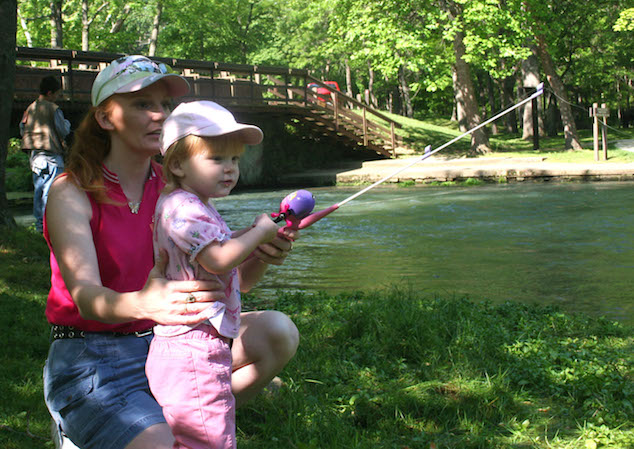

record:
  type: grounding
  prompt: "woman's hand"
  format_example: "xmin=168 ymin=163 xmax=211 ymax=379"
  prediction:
xmin=252 ymin=228 xmax=299 ymax=266
xmin=137 ymin=250 xmax=226 ymax=325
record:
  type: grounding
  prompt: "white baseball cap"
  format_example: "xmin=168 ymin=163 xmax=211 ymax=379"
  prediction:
xmin=91 ymin=55 xmax=190 ymax=106
xmin=160 ymin=101 xmax=264 ymax=155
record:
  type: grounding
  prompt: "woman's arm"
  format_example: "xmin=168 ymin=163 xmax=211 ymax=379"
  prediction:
xmin=46 ymin=177 xmax=221 ymax=325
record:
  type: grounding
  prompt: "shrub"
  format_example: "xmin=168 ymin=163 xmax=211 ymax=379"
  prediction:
xmin=6 ymin=138 xmax=32 ymax=192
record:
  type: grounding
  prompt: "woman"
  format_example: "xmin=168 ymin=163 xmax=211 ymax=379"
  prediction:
xmin=43 ymin=56 xmax=299 ymax=449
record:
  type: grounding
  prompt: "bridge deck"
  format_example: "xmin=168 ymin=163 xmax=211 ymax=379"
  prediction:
xmin=14 ymin=47 xmax=405 ymax=157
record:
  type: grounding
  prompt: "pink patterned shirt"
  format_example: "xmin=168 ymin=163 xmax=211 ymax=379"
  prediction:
xmin=152 ymin=189 xmax=241 ymax=338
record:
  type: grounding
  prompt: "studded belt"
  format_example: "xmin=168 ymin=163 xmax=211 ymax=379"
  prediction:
xmin=50 ymin=324 xmax=153 ymax=341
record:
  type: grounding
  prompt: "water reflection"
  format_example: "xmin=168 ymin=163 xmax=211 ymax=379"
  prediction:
xmin=215 ymin=182 xmax=634 ymax=325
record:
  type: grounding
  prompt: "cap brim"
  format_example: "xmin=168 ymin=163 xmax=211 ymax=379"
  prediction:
xmin=115 ymin=73 xmax=190 ymax=98
xmin=194 ymin=123 xmax=264 ymax=145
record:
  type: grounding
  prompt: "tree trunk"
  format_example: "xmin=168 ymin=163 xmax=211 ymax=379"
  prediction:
xmin=367 ymin=61 xmax=377 ymax=108
xmin=486 ymin=73 xmax=498 ymax=135
xmin=501 ymin=76 xmax=518 ymax=133
xmin=50 ymin=0 xmax=63 ymax=48
xmin=545 ymin=93 xmax=560 ymax=137
xmin=451 ymin=69 xmax=460 ymax=123
xmin=385 ymin=75 xmax=393 ymax=113
xmin=440 ymin=0 xmax=490 ymax=154
xmin=82 ymin=0 xmax=89 ymax=51
xmin=110 ymin=4 xmax=132 ymax=33
xmin=521 ymin=53 xmax=545 ymax=140
xmin=148 ymin=1 xmax=163 ymax=57
xmin=398 ymin=65 xmax=413 ymax=118
xmin=0 ymin=0 xmax=18 ymax=228
xmin=533 ymin=35 xmax=582 ymax=150
xmin=452 ymin=67 xmax=464 ymax=129
xmin=237 ymin=1 xmax=253 ymax=64
xmin=17 ymin=5 xmax=34 ymax=47
xmin=452 ymin=30 xmax=490 ymax=154
xmin=344 ymin=58 xmax=353 ymax=104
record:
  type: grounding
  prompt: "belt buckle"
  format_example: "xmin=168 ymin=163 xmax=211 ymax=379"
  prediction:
xmin=133 ymin=329 xmax=153 ymax=338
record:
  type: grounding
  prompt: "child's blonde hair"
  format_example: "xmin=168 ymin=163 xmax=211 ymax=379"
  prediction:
xmin=162 ymin=134 xmax=245 ymax=193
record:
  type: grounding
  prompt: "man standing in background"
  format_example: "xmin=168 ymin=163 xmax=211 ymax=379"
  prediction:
xmin=20 ymin=76 xmax=71 ymax=233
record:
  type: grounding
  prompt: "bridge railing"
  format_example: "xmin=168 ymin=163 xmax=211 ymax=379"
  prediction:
xmin=15 ymin=47 xmax=402 ymax=155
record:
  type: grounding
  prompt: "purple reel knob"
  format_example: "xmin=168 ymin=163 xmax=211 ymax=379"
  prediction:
xmin=283 ymin=190 xmax=315 ymax=219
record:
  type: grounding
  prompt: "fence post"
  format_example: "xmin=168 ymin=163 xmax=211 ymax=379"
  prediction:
xmin=601 ymin=103 xmax=609 ymax=160
xmin=591 ymin=103 xmax=599 ymax=161
xmin=333 ymin=93 xmax=339 ymax=130
xmin=590 ymin=103 xmax=610 ymax=161
xmin=362 ymin=107 xmax=368 ymax=146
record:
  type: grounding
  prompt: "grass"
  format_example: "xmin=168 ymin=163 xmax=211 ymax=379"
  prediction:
xmin=0 ymin=227 xmax=55 ymax=449
xmin=385 ymin=113 xmax=634 ymax=164
xmin=1 ymin=226 xmax=632 ymax=448
xmin=236 ymin=289 xmax=633 ymax=448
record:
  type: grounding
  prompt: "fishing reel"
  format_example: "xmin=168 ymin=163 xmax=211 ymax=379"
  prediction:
xmin=271 ymin=189 xmax=316 ymax=230
xmin=272 ymin=189 xmax=340 ymax=233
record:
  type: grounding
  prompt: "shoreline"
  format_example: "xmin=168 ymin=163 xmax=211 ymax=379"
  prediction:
xmin=281 ymin=156 xmax=634 ymax=186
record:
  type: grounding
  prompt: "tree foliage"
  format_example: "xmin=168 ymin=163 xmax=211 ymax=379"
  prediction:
xmin=12 ymin=0 xmax=634 ymax=134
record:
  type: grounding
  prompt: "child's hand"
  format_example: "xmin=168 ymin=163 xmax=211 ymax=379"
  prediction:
xmin=252 ymin=213 xmax=279 ymax=243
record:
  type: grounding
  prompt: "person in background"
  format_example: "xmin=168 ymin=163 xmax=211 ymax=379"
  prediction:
xmin=147 ymin=100 xmax=281 ymax=449
xmin=43 ymin=56 xmax=299 ymax=449
xmin=20 ymin=75 xmax=71 ymax=232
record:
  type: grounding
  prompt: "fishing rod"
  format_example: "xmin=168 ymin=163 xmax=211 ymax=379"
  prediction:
xmin=272 ymin=83 xmax=544 ymax=231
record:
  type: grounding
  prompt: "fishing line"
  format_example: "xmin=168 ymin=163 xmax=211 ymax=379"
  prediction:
xmin=274 ymin=83 xmax=545 ymax=231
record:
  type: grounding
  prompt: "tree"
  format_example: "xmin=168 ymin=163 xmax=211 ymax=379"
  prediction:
xmin=521 ymin=52 xmax=545 ymax=140
xmin=50 ymin=0 xmax=63 ymax=47
xmin=81 ymin=0 xmax=109 ymax=51
xmin=1 ymin=0 xmax=18 ymax=228
xmin=531 ymin=35 xmax=582 ymax=150
xmin=148 ymin=1 xmax=162 ymax=56
xmin=439 ymin=0 xmax=490 ymax=154
xmin=11 ymin=0 xmax=634 ymax=143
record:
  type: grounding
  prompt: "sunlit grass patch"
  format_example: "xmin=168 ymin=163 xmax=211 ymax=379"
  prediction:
xmin=387 ymin=112 xmax=634 ymax=163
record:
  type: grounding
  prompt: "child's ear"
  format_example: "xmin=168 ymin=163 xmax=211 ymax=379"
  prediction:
xmin=169 ymin=159 xmax=185 ymax=178
xmin=94 ymin=108 xmax=114 ymax=131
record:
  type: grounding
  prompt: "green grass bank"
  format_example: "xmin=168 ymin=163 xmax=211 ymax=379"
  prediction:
xmin=391 ymin=115 xmax=634 ymax=163
xmin=1 ymin=226 xmax=632 ymax=448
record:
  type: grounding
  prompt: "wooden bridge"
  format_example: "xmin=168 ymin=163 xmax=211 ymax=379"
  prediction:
xmin=14 ymin=47 xmax=405 ymax=158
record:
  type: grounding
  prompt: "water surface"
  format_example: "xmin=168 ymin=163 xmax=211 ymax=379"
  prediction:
xmin=215 ymin=182 xmax=633 ymax=324
xmin=12 ymin=182 xmax=632 ymax=324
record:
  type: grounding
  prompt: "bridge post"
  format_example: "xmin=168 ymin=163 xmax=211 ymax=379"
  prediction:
xmin=363 ymin=107 xmax=368 ymax=146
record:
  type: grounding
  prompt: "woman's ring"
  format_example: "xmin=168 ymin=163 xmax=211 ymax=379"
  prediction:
xmin=186 ymin=294 xmax=196 ymax=304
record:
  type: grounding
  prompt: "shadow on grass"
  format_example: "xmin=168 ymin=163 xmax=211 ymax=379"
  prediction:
xmin=0 ymin=228 xmax=54 ymax=448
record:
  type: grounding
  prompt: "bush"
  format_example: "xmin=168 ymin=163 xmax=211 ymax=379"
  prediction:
xmin=5 ymin=138 xmax=32 ymax=192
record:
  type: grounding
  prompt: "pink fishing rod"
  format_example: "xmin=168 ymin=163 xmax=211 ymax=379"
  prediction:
xmin=273 ymin=83 xmax=544 ymax=231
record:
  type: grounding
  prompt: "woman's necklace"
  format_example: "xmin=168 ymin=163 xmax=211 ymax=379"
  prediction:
xmin=128 ymin=201 xmax=141 ymax=214
xmin=123 ymin=164 xmax=152 ymax=214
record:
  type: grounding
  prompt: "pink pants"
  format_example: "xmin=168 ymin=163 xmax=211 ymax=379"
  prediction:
xmin=146 ymin=324 xmax=235 ymax=449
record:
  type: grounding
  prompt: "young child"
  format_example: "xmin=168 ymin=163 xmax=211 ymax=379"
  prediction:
xmin=146 ymin=100 xmax=279 ymax=449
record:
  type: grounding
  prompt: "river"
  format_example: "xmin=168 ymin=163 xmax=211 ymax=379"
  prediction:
xmin=217 ymin=181 xmax=634 ymax=325
xmin=12 ymin=181 xmax=633 ymax=325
